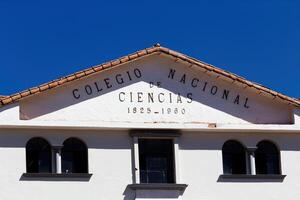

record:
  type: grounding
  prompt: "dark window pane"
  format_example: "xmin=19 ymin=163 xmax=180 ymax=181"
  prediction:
xmin=222 ymin=140 xmax=246 ymax=174
xmin=139 ymin=139 xmax=175 ymax=183
xmin=61 ymin=138 xmax=88 ymax=173
xmin=26 ymin=137 xmax=52 ymax=173
xmin=255 ymin=141 xmax=280 ymax=174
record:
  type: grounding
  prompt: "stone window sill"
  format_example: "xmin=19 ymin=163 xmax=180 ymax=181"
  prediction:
xmin=218 ymin=174 xmax=286 ymax=182
xmin=127 ymin=183 xmax=188 ymax=191
xmin=21 ymin=173 xmax=92 ymax=181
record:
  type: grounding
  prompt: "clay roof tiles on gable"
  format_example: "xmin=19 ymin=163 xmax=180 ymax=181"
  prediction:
xmin=0 ymin=44 xmax=299 ymax=107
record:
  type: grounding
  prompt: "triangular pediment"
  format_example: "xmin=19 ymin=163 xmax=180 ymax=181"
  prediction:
xmin=17 ymin=52 xmax=293 ymax=125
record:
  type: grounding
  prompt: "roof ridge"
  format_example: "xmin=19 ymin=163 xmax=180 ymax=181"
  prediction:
xmin=0 ymin=44 xmax=299 ymax=108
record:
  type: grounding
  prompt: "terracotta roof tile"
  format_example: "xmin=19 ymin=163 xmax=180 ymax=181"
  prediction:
xmin=48 ymin=81 xmax=59 ymax=88
xmin=29 ymin=87 xmax=39 ymax=94
xmin=137 ymin=50 xmax=147 ymax=57
xmin=57 ymin=79 xmax=68 ymax=85
xmin=75 ymin=71 xmax=85 ymax=79
xmin=120 ymin=56 xmax=130 ymax=63
xmin=111 ymin=59 xmax=121 ymax=66
xmin=66 ymin=75 xmax=76 ymax=82
xmin=92 ymin=66 xmax=103 ymax=72
xmin=0 ymin=44 xmax=299 ymax=108
xmin=85 ymin=68 xmax=95 ymax=76
xmin=11 ymin=94 xmax=22 ymax=101
xmin=20 ymin=91 xmax=30 ymax=97
xmin=128 ymin=53 xmax=139 ymax=60
xmin=2 ymin=97 xmax=12 ymax=104
xmin=102 ymin=62 xmax=111 ymax=69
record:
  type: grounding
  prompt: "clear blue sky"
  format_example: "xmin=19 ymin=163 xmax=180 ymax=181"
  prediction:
xmin=0 ymin=1 xmax=299 ymax=98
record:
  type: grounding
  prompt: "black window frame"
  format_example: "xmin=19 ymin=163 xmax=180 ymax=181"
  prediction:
xmin=222 ymin=140 xmax=247 ymax=175
xmin=61 ymin=137 xmax=89 ymax=174
xmin=255 ymin=140 xmax=281 ymax=175
xmin=138 ymin=138 xmax=176 ymax=184
xmin=26 ymin=137 xmax=52 ymax=173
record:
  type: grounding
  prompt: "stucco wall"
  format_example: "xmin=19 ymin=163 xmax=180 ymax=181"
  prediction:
xmin=0 ymin=129 xmax=299 ymax=200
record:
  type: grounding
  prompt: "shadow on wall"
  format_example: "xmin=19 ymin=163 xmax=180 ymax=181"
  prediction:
xmin=0 ymin=129 xmax=132 ymax=149
xmin=7 ymin=55 xmax=292 ymax=124
xmin=1 ymin=129 xmax=300 ymax=151
xmin=179 ymin=132 xmax=300 ymax=151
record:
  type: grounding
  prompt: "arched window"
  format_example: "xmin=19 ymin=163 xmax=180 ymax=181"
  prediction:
xmin=26 ymin=137 xmax=52 ymax=173
xmin=61 ymin=138 xmax=88 ymax=173
xmin=222 ymin=140 xmax=246 ymax=174
xmin=255 ymin=140 xmax=280 ymax=174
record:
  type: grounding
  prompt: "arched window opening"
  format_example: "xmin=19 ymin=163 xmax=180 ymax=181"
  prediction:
xmin=222 ymin=140 xmax=246 ymax=174
xmin=26 ymin=137 xmax=52 ymax=173
xmin=61 ymin=138 xmax=88 ymax=173
xmin=255 ymin=140 xmax=280 ymax=175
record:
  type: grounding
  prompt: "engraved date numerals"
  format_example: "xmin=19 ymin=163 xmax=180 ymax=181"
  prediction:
xmin=127 ymin=107 xmax=185 ymax=115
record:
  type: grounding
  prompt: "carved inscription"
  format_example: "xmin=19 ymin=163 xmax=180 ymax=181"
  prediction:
xmin=72 ymin=68 xmax=142 ymax=99
xmin=71 ymin=67 xmax=250 ymax=115
xmin=167 ymin=69 xmax=250 ymax=109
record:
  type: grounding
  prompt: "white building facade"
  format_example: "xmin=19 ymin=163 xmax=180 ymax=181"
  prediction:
xmin=0 ymin=44 xmax=300 ymax=200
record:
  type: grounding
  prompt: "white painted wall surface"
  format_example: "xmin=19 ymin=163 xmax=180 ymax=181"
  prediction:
xmin=0 ymin=129 xmax=299 ymax=200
